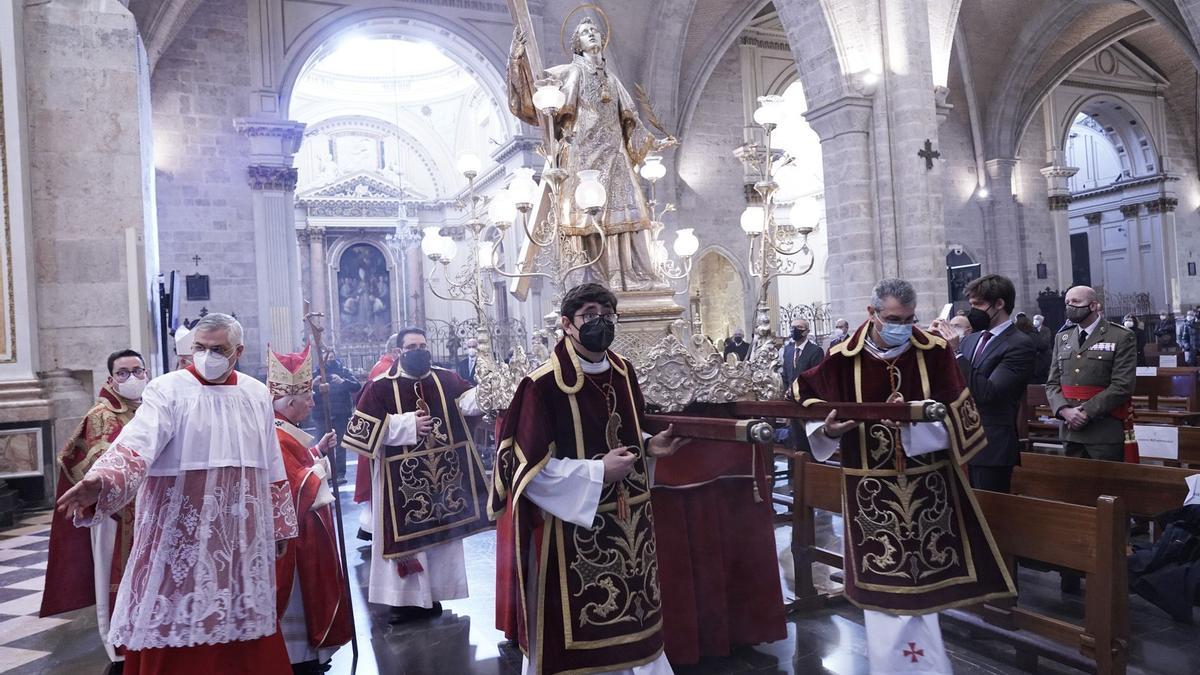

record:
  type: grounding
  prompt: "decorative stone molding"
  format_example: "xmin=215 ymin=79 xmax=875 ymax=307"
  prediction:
xmin=1144 ymin=197 xmax=1178 ymax=214
xmin=1040 ymin=166 xmax=1080 ymax=180
xmin=302 ymin=199 xmax=398 ymax=218
xmin=1047 ymin=194 xmax=1073 ymax=210
xmin=1084 ymin=212 xmax=1103 ymax=225
xmin=247 ymin=165 xmax=299 ymax=191
xmin=1120 ymin=203 xmax=1141 ymax=218
xmin=233 ymin=118 xmax=306 ymax=152
xmin=802 ymin=95 xmax=874 ymax=142
xmin=439 ymin=225 xmax=467 ymax=241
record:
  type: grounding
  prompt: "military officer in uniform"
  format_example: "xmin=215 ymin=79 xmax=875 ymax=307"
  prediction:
xmin=1045 ymin=285 xmax=1137 ymax=461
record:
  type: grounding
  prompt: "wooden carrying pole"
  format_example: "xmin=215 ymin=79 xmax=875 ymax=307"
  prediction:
xmin=303 ymin=303 xmax=358 ymax=673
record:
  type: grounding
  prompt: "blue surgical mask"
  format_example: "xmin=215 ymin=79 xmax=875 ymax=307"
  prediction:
xmin=877 ymin=320 xmax=913 ymax=348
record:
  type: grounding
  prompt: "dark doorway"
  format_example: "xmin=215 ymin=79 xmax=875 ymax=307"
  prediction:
xmin=1070 ymin=232 xmax=1092 ymax=287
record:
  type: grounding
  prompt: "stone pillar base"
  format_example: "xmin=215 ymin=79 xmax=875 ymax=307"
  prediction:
xmin=613 ymin=289 xmax=685 ymax=358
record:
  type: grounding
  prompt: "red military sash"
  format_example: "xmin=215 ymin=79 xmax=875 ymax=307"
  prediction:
xmin=1060 ymin=384 xmax=1140 ymax=463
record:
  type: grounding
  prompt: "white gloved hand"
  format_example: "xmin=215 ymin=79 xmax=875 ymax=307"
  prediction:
xmin=310 ymin=457 xmax=335 ymax=510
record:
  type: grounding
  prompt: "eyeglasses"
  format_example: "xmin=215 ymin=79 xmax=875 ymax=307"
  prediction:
xmin=191 ymin=344 xmax=235 ymax=357
xmin=575 ymin=312 xmax=619 ymax=325
xmin=113 ymin=368 xmax=146 ymax=382
xmin=878 ymin=317 xmax=918 ymax=326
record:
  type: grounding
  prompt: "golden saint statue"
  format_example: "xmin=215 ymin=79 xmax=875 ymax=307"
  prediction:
xmin=508 ymin=17 xmax=677 ymax=292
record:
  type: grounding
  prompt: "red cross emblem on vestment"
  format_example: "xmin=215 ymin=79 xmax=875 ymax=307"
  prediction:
xmin=903 ymin=642 xmax=925 ymax=663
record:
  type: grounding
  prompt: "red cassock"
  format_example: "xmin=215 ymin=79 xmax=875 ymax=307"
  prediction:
xmin=41 ymin=386 xmax=137 ymax=625
xmin=651 ymin=440 xmax=787 ymax=664
xmin=273 ymin=415 xmax=354 ymax=651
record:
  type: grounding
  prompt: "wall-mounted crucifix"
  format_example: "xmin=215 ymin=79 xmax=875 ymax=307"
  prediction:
xmin=918 ymin=139 xmax=940 ymax=170
xmin=186 ymin=255 xmax=210 ymax=301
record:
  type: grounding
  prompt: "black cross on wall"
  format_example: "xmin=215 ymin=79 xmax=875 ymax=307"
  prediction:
xmin=918 ymin=139 xmax=940 ymax=170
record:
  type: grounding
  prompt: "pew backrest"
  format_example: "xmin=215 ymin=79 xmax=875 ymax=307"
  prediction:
xmin=1013 ymin=452 xmax=1196 ymax=518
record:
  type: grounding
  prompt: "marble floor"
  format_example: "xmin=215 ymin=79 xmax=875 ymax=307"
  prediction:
xmin=6 ymin=456 xmax=1200 ymax=674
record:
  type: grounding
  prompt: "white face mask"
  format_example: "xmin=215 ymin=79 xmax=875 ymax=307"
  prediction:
xmin=115 ymin=377 xmax=147 ymax=400
xmin=467 ymin=347 xmax=478 ymax=358
xmin=193 ymin=351 xmax=232 ymax=381
xmin=1123 ymin=321 xmax=1135 ymax=329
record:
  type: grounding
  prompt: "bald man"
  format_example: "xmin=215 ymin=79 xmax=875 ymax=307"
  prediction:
xmin=1044 ymin=286 xmax=1137 ymax=461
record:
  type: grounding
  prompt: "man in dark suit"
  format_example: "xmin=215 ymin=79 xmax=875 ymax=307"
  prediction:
xmin=724 ymin=328 xmax=751 ymax=361
xmin=782 ymin=318 xmax=825 ymax=451
xmin=937 ymin=274 xmax=1035 ymax=492
xmin=456 ymin=337 xmax=479 ymax=385
xmin=1029 ymin=314 xmax=1054 ymax=383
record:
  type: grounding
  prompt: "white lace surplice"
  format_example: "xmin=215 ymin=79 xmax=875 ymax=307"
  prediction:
xmin=76 ymin=370 xmax=298 ymax=651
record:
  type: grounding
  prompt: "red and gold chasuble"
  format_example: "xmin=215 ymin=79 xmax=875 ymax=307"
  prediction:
xmin=41 ymin=385 xmax=139 ymax=620
xmin=490 ymin=339 xmax=664 ymax=675
xmin=343 ymin=365 xmax=491 ymax=558
xmin=273 ymin=416 xmax=353 ymax=650
xmin=791 ymin=323 xmax=1015 ymax=614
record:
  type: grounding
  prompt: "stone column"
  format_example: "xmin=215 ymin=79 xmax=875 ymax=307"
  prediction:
xmin=406 ymin=242 xmax=427 ymax=327
xmin=308 ymin=227 xmax=328 ymax=320
xmin=1120 ymin=203 xmax=1145 ymax=303
xmin=873 ymin=0 xmax=947 ymax=308
xmin=1040 ymin=163 xmax=1078 ymax=292
xmin=983 ymin=158 xmax=1024 ymax=292
xmin=804 ymin=96 xmax=876 ymax=319
xmin=1146 ymin=197 xmax=1181 ymax=311
xmin=235 ymin=119 xmax=306 ymax=350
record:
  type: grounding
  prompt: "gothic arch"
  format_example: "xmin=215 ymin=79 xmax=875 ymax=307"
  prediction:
xmin=981 ymin=0 xmax=1198 ymax=160
xmin=1057 ymin=93 xmax=1161 ymax=179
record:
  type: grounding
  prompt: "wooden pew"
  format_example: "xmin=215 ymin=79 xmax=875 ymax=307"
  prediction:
xmin=791 ymin=454 xmax=1130 ymax=674
xmin=1013 ymin=452 xmax=1196 ymax=521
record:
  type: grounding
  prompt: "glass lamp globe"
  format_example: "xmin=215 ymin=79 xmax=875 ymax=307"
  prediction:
xmin=740 ymin=205 xmax=765 ymax=234
xmin=436 ymin=235 xmax=458 ymax=262
xmin=640 ymin=154 xmax=667 ymax=182
xmin=421 ymin=226 xmax=442 ymax=257
xmin=509 ymin=167 xmax=539 ymax=208
xmin=487 ymin=189 xmax=517 ymax=226
xmin=457 ymin=154 xmax=481 ymax=178
xmin=753 ymin=95 xmax=786 ymax=127
xmin=533 ymin=83 xmax=566 ymax=112
xmin=673 ymin=228 xmax=700 ymax=258
xmin=574 ymin=170 xmax=607 ymax=211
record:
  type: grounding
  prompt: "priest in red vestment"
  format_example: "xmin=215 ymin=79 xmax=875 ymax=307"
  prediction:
xmin=343 ymin=327 xmax=491 ymax=623
xmin=490 ymin=283 xmax=685 ymax=675
xmin=42 ymin=349 xmax=150 ymax=672
xmin=57 ymin=313 xmax=298 ymax=675
xmin=791 ymin=278 xmax=1015 ymax=675
xmin=267 ymin=345 xmax=354 ymax=673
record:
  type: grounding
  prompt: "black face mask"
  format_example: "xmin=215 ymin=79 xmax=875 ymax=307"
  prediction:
xmin=577 ymin=318 xmax=615 ymax=353
xmin=1065 ymin=304 xmax=1092 ymax=324
xmin=966 ymin=307 xmax=993 ymax=333
xmin=733 ymin=336 xmax=744 ymax=344
xmin=400 ymin=349 xmax=432 ymax=377
xmin=791 ymin=328 xmax=807 ymax=342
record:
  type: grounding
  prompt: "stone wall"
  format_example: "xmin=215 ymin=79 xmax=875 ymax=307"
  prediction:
xmin=24 ymin=2 xmax=151 ymax=380
xmin=151 ymin=0 xmax=264 ymax=371
xmin=674 ymin=44 xmax=755 ymax=329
